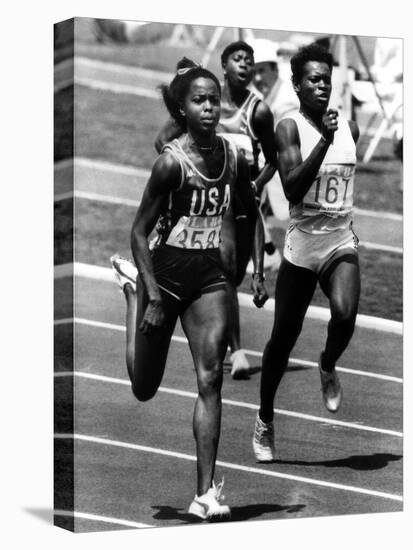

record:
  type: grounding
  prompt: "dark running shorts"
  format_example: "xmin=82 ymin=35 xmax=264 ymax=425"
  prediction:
xmin=151 ymin=245 xmax=227 ymax=303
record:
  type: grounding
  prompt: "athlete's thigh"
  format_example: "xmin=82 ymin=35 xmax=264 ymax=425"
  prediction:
xmin=133 ymin=279 xmax=179 ymax=385
xmin=321 ymin=255 xmax=360 ymax=315
xmin=180 ymin=289 xmax=228 ymax=370
xmin=274 ymin=259 xmax=318 ymax=329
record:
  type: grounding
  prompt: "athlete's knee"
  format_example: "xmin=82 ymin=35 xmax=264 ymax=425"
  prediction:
xmin=131 ymin=382 xmax=157 ymax=402
xmin=265 ymin=324 xmax=299 ymax=361
xmin=330 ymin=299 xmax=357 ymax=328
xmin=196 ymin=360 xmax=223 ymax=397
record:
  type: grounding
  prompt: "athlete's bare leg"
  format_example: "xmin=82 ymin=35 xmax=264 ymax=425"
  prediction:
xmin=220 ymin=211 xmax=253 ymax=381
xmin=225 ymin=281 xmax=241 ymax=352
xmin=259 ymin=259 xmax=317 ymax=423
xmin=180 ymin=288 xmax=228 ymax=496
xmin=123 ymin=279 xmax=179 ymax=401
xmin=320 ymin=255 xmax=360 ymax=372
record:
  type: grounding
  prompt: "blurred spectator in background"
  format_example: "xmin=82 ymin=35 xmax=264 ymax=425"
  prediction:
xmin=371 ymin=38 xmax=402 ymax=84
xmin=372 ymin=38 xmax=403 ymax=169
xmin=251 ymin=39 xmax=300 ymax=124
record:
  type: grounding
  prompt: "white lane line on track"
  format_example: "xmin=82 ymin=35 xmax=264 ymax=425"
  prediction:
xmin=353 ymin=207 xmax=402 ymax=222
xmin=54 ymin=509 xmax=152 ymax=529
xmin=55 ymin=190 xmax=141 ymax=207
xmin=76 ymin=77 xmax=161 ymax=98
xmin=54 ymin=262 xmax=403 ymax=335
xmin=361 ymin=241 xmax=403 ymax=254
xmin=54 ymin=371 xmax=403 ymax=438
xmin=76 ymin=56 xmax=173 ymax=80
xmin=54 ymin=157 xmax=151 ymax=178
xmin=55 ymin=316 xmax=402 ymax=383
xmin=54 ymin=433 xmax=403 ymax=502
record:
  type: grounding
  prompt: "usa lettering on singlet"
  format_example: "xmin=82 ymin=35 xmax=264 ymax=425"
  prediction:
xmin=287 ymin=111 xmax=356 ymax=234
xmin=217 ymin=91 xmax=261 ymax=179
xmin=152 ymin=137 xmax=236 ymax=250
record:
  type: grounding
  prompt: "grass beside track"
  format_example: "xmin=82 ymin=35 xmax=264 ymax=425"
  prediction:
xmin=54 ymin=199 xmax=402 ymax=322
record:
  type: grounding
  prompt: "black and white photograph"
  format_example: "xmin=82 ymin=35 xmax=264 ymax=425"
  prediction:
xmin=4 ymin=1 xmax=410 ymax=548
xmin=54 ymin=13 xmax=404 ymax=531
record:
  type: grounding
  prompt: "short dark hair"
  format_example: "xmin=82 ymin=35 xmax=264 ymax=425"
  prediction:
xmin=221 ymin=41 xmax=254 ymax=66
xmin=290 ymin=43 xmax=333 ymax=85
xmin=160 ymin=57 xmax=221 ymax=130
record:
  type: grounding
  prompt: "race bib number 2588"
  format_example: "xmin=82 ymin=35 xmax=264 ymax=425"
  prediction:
xmin=166 ymin=215 xmax=222 ymax=249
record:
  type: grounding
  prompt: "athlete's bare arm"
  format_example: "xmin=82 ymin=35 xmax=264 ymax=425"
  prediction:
xmin=251 ymin=100 xmax=277 ymax=195
xmin=348 ymin=120 xmax=360 ymax=145
xmin=276 ymin=109 xmax=339 ymax=205
xmin=154 ymin=117 xmax=183 ymax=153
xmin=236 ymin=152 xmax=268 ymax=307
xmin=131 ymin=152 xmax=180 ymax=332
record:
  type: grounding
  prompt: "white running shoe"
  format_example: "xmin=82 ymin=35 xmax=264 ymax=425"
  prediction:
xmin=188 ymin=479 xmax=231 ymax=521
xmin=230 ymin=349 xmax=250 ymax=380
xmin=319 ymin=355 xmax=343 ymax=413
xmin=110 ymin=254 xmax=138 ymax=292
xmin=252 ymin=412 xmax=276 ymax=462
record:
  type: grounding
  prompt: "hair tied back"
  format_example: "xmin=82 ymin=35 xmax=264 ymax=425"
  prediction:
xmin=177 ymin=63 xmax=202 ymax=76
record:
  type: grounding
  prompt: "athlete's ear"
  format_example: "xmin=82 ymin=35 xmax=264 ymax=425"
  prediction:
xmin=292 ymin=79 xmax=300 ymax=95
xmin=179 ymin=106 xmax=186 ymax=117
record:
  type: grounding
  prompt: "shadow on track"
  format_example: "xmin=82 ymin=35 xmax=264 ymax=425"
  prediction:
xmin=151 ymin=503 xmax=306 ymax=523
xmin=275 ymin=452 xmax=402 ymax=471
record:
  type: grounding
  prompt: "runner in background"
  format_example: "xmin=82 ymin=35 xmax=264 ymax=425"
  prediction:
xmin=250 ymin=38 xmax=300 ymax=261
xmin=252 ymin=43 xmax=360 ymax=462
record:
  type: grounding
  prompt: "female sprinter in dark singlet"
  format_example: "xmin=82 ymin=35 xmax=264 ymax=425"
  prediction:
xmin=155 ymin=42 xmax=277 ymax=380
xmin=111 ymin=58 xmax=268 ymax=519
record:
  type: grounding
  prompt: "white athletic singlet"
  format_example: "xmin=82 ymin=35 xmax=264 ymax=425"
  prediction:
xmin=288 ymin=111 xmax=356 ymax=234
xmin=152 ymin=136 xmax=237 ymax=250
xmin=217 ymin=90 xmax=261 ymax=178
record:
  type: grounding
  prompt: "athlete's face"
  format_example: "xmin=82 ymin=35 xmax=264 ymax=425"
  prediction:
xmin=253 ymin=61 xmax=279 ymax=97
xmin=223 ymin=49 xmax=254 ymax=88
xmin=182 ymin=77 xmax=221 ymax=135
xmin=294 ymin=61 xmax=332 ymax=113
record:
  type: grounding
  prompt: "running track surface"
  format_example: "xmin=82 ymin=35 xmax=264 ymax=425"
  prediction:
xmin=54 ymin=272 xmax=403 ymax=532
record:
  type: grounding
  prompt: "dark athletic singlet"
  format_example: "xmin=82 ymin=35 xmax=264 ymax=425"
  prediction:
xmin=152 ymin=136 xmax=237 ymax=250
xmin=217 ymin=90 xmax=261 ymax=180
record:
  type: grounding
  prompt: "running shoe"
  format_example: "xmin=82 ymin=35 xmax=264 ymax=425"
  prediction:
xmin=188 ymin=479 xmax=231 ymax=521
xmin=319 ymin=354 xmax=343 ymax=413
xmin=230 ymin=349 xmax=250 ymax=380
xmin=110 ymin=254 xmax=138 ymax=292
xmin=252 ymin=412 xmax=276 ymax=462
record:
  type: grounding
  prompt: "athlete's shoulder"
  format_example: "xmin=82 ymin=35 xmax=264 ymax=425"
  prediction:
xmin=251 ymin=95 xmax=272 ymax=119
xmin=150 ymin=144 xmax=182 ymax=190
xmin=275 ymin=116 xmax=299 ymax=138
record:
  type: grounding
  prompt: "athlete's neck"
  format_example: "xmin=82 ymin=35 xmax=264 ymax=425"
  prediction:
xmin=299 ymin=106 xmax=326 ymax=130
xmin=185 ymin=130 xmax=219 ymax=151
xmin=222 ymin=81 xmax=249 ymax=106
